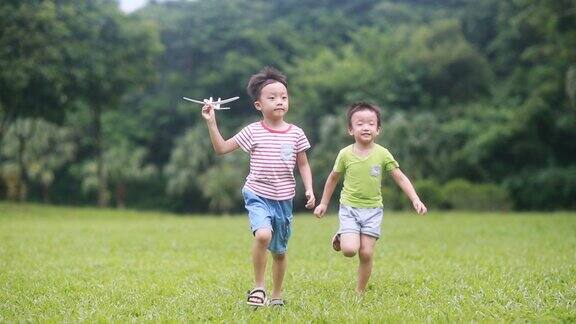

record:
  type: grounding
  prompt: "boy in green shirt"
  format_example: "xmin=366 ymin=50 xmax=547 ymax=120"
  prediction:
xmin=314 ymin=102 xmax=427 ymax=293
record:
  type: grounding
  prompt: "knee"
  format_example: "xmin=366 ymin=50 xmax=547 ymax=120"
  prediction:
xmin=342 ymin=248 xmax=357 ymax=257
xmin=359 ymin=249 xmax=374 ymax=261
xmin=272 ymin=253 xmax=286 ymax=261
xmin=254 ymin=229 xmax=272 ymax=245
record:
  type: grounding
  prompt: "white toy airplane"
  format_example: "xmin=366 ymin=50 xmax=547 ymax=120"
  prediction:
xmin=182 ymin=96 xmax=239 ymax=110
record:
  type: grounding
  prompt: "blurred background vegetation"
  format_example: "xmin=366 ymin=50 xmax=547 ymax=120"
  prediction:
xmin=1 ymin=0 xmax=575 ymax=213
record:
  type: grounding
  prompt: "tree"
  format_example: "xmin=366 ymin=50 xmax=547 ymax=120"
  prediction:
xmin=77 ymin=141 xmax=156 ymax=208
xmin=57 ymin=1 xmax=162 ymax=206
xmin=379 ymin=112 xmax=446 ymax=180
xmin=0 ymin=1 xmax=70 ymax=143
xmin=164 ymin=125 xmax=215 ymax=197
xmin=290 ymin=21 xmax=491 ymax=142
xmin=0 ymin=118 xmax=76 ymax=202
xmin=164 ymin=124 xmax=248 ymax=212
xmin=460 ymin=0 xmax=576 ymax=176
xmin=198 ymin=155 xmax=246 ymax=213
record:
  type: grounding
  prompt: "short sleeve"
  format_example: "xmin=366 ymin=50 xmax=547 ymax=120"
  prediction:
xmin=232 ymin=125 xmax=253 ymax=152
xmin=295 ymin=128 xmax=311 ymax=153
xmin=333 ymin=149 xmax=346 ymax=173
xmin=383 ymin=149 xmax=399 ymax=172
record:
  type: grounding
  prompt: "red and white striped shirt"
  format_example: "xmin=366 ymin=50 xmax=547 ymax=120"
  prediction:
xmin=233 ymin=121 xmax=310 ymax=200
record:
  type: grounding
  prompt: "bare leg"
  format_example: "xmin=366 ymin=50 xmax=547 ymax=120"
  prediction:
xmin=271 ymin=253 xmax=287 ymax=299
xmin=357 ymin=234 xmax=377 ymax=293
xmin=340 ymin=233 xmax=360 ymax=257
xmin=252 ymin=229 xmax=272 ymax=289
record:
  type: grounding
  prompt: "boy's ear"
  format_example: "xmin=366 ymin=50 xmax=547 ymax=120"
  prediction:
xmin=348 ymin=127 xmax=354 ymax=136
xmin=253 ymin=100 xmax=262 ymax=111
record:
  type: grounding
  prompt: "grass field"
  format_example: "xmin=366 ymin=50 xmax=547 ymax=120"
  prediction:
xmin=0 ymin=203 xmax=575 ymax=322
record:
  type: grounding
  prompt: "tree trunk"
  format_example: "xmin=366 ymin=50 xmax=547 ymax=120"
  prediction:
xmin=0 ymin=110 xmax=14 ymax=151
xmin=0 ymin=114 xmax=9 ymax=200
xmin=16 ymin=132 xmax=29 ymax=202
xmin=93 ymin=105 xmax=109 ymax=207
xmin=115 ymin=182 xmax=126 ymax=209
xmin=42 ymin=183 xmax=50 ymax=203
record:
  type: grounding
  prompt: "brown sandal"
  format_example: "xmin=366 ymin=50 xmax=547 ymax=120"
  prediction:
xmin=268 ymin=298 xmax=285 ymax=306
xmin=246 ymin=288 xmax=266 ymax=307
xmin=332 ymin=233 xmax=341 ymax=251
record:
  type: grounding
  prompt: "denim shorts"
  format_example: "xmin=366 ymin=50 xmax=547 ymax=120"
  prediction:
xmin=242 ymin=187 xmax=294 ymax=254
xmin=337 ymin=204 xmax=383 ymax=239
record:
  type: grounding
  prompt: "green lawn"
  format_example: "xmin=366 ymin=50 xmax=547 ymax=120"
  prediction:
xmin=0 ymin=203 xmax=575 ymax=322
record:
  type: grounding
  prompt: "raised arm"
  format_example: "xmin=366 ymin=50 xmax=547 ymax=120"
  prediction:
xmin=297 ymin=151 xmax=315 ymax=209
xmin=390 ymin=168 xmax=427 ymax=215
xmin=313 ymin=171 xmax=341 ymax=218
xmin=202 ymin=104 xmax=239 ymax=154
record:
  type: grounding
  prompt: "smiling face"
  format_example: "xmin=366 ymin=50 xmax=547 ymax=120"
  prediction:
xmin=348 ymin=109 xmax=380 ymax=145
xmin=254 ymin=81 xmax=289 ymax=122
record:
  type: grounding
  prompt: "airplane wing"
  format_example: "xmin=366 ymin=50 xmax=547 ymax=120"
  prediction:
xmin=182 ymin=97 xmax=205 ymax=104
xmin=216 ymin=96 xmax=240 ymax=104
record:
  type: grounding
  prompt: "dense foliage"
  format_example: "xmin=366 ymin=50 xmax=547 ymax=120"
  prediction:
xmin=1 ymin=0 xmax=575 ymax=212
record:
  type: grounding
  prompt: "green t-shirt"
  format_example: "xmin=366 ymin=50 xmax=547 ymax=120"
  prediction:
xmin=334 ymin=144 xmax=399 ymax=208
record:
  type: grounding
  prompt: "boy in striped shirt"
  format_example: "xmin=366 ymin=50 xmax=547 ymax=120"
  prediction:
xmin=201 ymin=67 xmax=315 ymax=307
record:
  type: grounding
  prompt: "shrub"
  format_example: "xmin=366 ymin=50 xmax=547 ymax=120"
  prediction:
xmin=504 ymin=167 xmax=576 ymax=210
xmin=441 ymin=179 xmax=511 ymax=211
xmin=382 ymin=185 xmax=404 ymax=210
xmin=474 ymin=183 xmax=512 ymax=211
xmin=414 ymin=179 xmax=443 ymax=210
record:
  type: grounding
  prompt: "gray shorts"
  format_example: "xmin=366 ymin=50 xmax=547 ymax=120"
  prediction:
xmin=337 ymin=204 xmax=383 ymax=239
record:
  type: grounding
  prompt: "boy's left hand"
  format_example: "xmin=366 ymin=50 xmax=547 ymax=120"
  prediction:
xmin=413 ymin=200 xmax=427 ymax=215
xmin=304 ymin=190 xmax=315 ymax=209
